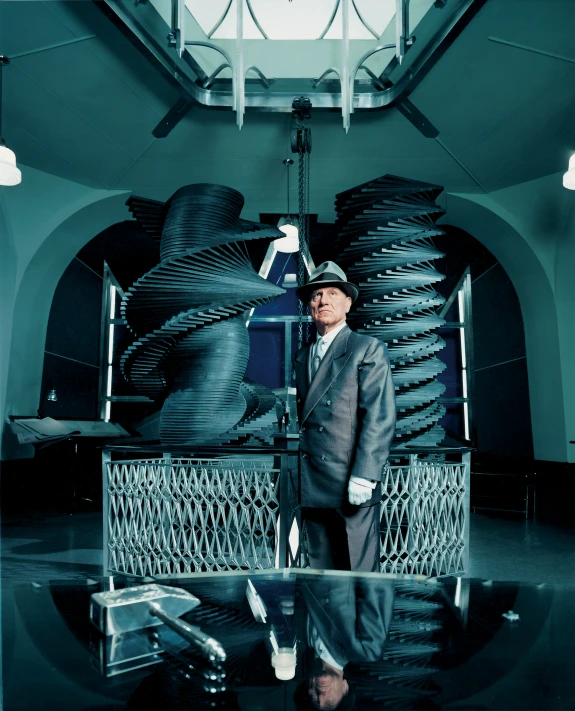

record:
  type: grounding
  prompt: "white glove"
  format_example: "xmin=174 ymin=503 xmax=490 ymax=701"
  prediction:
xmin=347 ymin=476 xmax=376 ymax=505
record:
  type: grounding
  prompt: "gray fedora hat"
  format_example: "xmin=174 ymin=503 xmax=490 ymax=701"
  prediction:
xmin=296 ymin=261 xmax=359 ymax=303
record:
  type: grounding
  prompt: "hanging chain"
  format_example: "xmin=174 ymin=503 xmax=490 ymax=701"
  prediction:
xmin=293 ymin=97 xmax=312 ymax=349
xmin=297 ymin=147 xmax=306 ymax=349
xmin=300 ymin=148 xmax=312 ymax=344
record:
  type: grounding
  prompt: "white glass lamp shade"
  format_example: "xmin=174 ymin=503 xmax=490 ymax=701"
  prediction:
xmin=275 ymin=216 xmax=299 ymax=253
xmin=271 ymin=649 xmax=297 ymax=681
xmin=281 ymin=273 xmax=297 ymax=289
xmin=563 ymin=154 xmax=575 ymax=190
xmin=0 ymin=144 xmax=22 ymax=186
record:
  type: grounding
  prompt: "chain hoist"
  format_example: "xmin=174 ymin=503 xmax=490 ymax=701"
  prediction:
xmin=291 ymin=97 xmax=312 ymax=348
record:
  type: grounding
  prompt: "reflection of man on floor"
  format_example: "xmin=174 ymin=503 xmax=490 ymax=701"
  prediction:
xmin=294 ymin=577 xmax=395 ymax=710
xmin=294 ymin=261 xmax=396 ymax=572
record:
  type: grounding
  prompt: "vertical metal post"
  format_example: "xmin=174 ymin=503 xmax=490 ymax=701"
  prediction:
xmin=407 ymin=453 xmax=417 ymax=570
xmin=236 ymin=0 xmax=244 ymax=128
xmin=341 ymin=0 xmax=350 ymax=132
xmin=462 ymin=451 xmax=471 ymax=575
xmin=277 ymin=453 xmax=289 ymax=568
xmin=102 ymin=448 xmax=111 ymax=574
xmin=284 ymin=320 xmax=292 ymax=389
xmin=463 ymin=270 xmax=475 ymax=444
xmin=395 ymin=0 xmax=408 ymax=63
xmin=98 ymin=265 xmax=111 ymax=421
xmin=173 ymin=0 xmax=185 ymax=57
xmin=288 ymin=450 xmax=301 ymax=566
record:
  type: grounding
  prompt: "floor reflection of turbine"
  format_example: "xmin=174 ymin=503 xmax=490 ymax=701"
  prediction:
xmin=335 ymin=175 xmax=447 ymax=447
xmin=122 ymin=184 xmax=285 ymax=448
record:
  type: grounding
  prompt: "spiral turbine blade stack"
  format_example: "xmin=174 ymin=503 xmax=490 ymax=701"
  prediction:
xmin=122 ymin=184 xmax=285 ymax=447
xmin=335 ymin=175 xmax=448 ymax=447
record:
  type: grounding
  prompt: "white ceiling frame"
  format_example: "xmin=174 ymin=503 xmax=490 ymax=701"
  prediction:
xmin=101 ymin=0 xmax=486 ymax=132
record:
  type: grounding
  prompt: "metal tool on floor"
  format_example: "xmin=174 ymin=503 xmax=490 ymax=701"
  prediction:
xmin=91 ymin=623 xmax=227 ymax=680
xmin=90 ymin=584 xmax=227 ymax=662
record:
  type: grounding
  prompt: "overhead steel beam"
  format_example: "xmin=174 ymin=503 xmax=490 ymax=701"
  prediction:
xmin=397 ymin=98 xmax=439 ymax=138
xmin=152 ymin=95 xmax=195 ymax=138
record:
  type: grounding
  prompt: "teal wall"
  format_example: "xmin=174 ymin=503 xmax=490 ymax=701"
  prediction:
xmin=1 ymin=165 xmax=574 ymax=463
xmin=0 ymin=191 xmax=16 ymax=445
xmin=444 ymin=173 xmax=575 ymax=463
xmin=0 ymin=166 xmax=129 ymax=459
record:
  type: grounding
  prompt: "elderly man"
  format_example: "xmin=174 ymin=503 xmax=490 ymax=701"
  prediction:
xmin=294 ymin=261 xmax=396 ymax=572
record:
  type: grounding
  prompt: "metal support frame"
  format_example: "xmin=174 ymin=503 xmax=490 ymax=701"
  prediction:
xmin=277 ymin=453 xmax=290 ymax=568
xmin=284 ymin=320 xmax=292 ymax=389
xmin=99 ymin=0 xmax=487 ymax=131
xmin=98 ymin=262 xmax=151 ymax=423
xmin=97 ymin=263 xmax=122 ymax=421
xmin=462 ymin=450 xmax=471 ymax=574
xmin=461 ymin=271 xmax=475 ymax=443
xmin=438 ymin=267 xmax=475 ymax=444
xmin=102 ymin=448 xmax=111 ymax=574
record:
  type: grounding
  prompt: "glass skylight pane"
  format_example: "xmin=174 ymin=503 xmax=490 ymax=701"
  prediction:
xmin=185 ymin=0 xmax=397 ymax=40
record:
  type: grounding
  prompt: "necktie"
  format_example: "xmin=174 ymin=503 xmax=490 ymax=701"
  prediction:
xmin=312 ymin=338 xmax=326 ymax=378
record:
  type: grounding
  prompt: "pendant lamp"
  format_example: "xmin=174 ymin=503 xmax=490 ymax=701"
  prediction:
xmin=275 ymin=158 xmax=299 ymax=253
xmin=563 ymin=153 xmax=575 ymax=190
xmin=0 ymin=56 xmax=21 ymax=186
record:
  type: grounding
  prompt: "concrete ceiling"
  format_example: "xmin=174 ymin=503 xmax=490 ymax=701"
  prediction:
xmin=1 ymin=0 xmax=574 ymax=221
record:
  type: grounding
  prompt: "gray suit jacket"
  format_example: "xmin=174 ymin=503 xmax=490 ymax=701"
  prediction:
xmin=302 ymin=577 xmax=395 ymax=666
xmin=294 ymin=324 xmax=396 ymax=508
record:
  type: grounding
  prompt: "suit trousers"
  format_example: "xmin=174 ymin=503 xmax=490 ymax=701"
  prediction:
xmin=302 ymin=503 xmax=381 ymax=573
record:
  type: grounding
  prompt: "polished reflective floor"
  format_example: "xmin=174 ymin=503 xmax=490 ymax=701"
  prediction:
xmin=3 ymin=569 xmax=575 ymax=710
xmin=2 ymin=510 xmax=575 ymax=710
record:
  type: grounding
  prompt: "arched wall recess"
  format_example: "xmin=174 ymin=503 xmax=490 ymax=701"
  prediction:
xmin=442 ymin=193 xmax=566 ymax=462
xmin=2 ymin=192 xmax=130 ymax=459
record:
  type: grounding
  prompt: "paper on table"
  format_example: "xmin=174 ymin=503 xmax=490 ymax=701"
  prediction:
xmin=9 ymin=418 xmax=130 ymax=443
xmin=13 ymin=428 xmax=41 ymax=445
xmin=60 ymin=421 xmax=130 ymax=437
xmin=14 ymin=417 xmax=77 ymax=437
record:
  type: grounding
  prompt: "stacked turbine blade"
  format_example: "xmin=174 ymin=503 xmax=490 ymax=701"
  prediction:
xmin=335 ymin=175 xmax=447 ymax=447
xmin=122 ymin=184 xmax=284 ymax=448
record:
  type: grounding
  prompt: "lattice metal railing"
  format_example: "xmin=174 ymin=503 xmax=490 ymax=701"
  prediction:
xmin=380 ymin=457 xmax=469 ymax=576
xmin=103 ymin=452 xmax=469 ymax=577
xmin=105 ymin=457 xmax=287 ymax=576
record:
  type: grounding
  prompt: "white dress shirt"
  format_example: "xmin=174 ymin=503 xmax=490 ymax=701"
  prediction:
xmin=313 ymin=321 xmax=347 ymax=358
xmin=311 ymin=321 xmax=347 ymax=378
xmin=307 ymin=618 xmax=345 ymax=670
